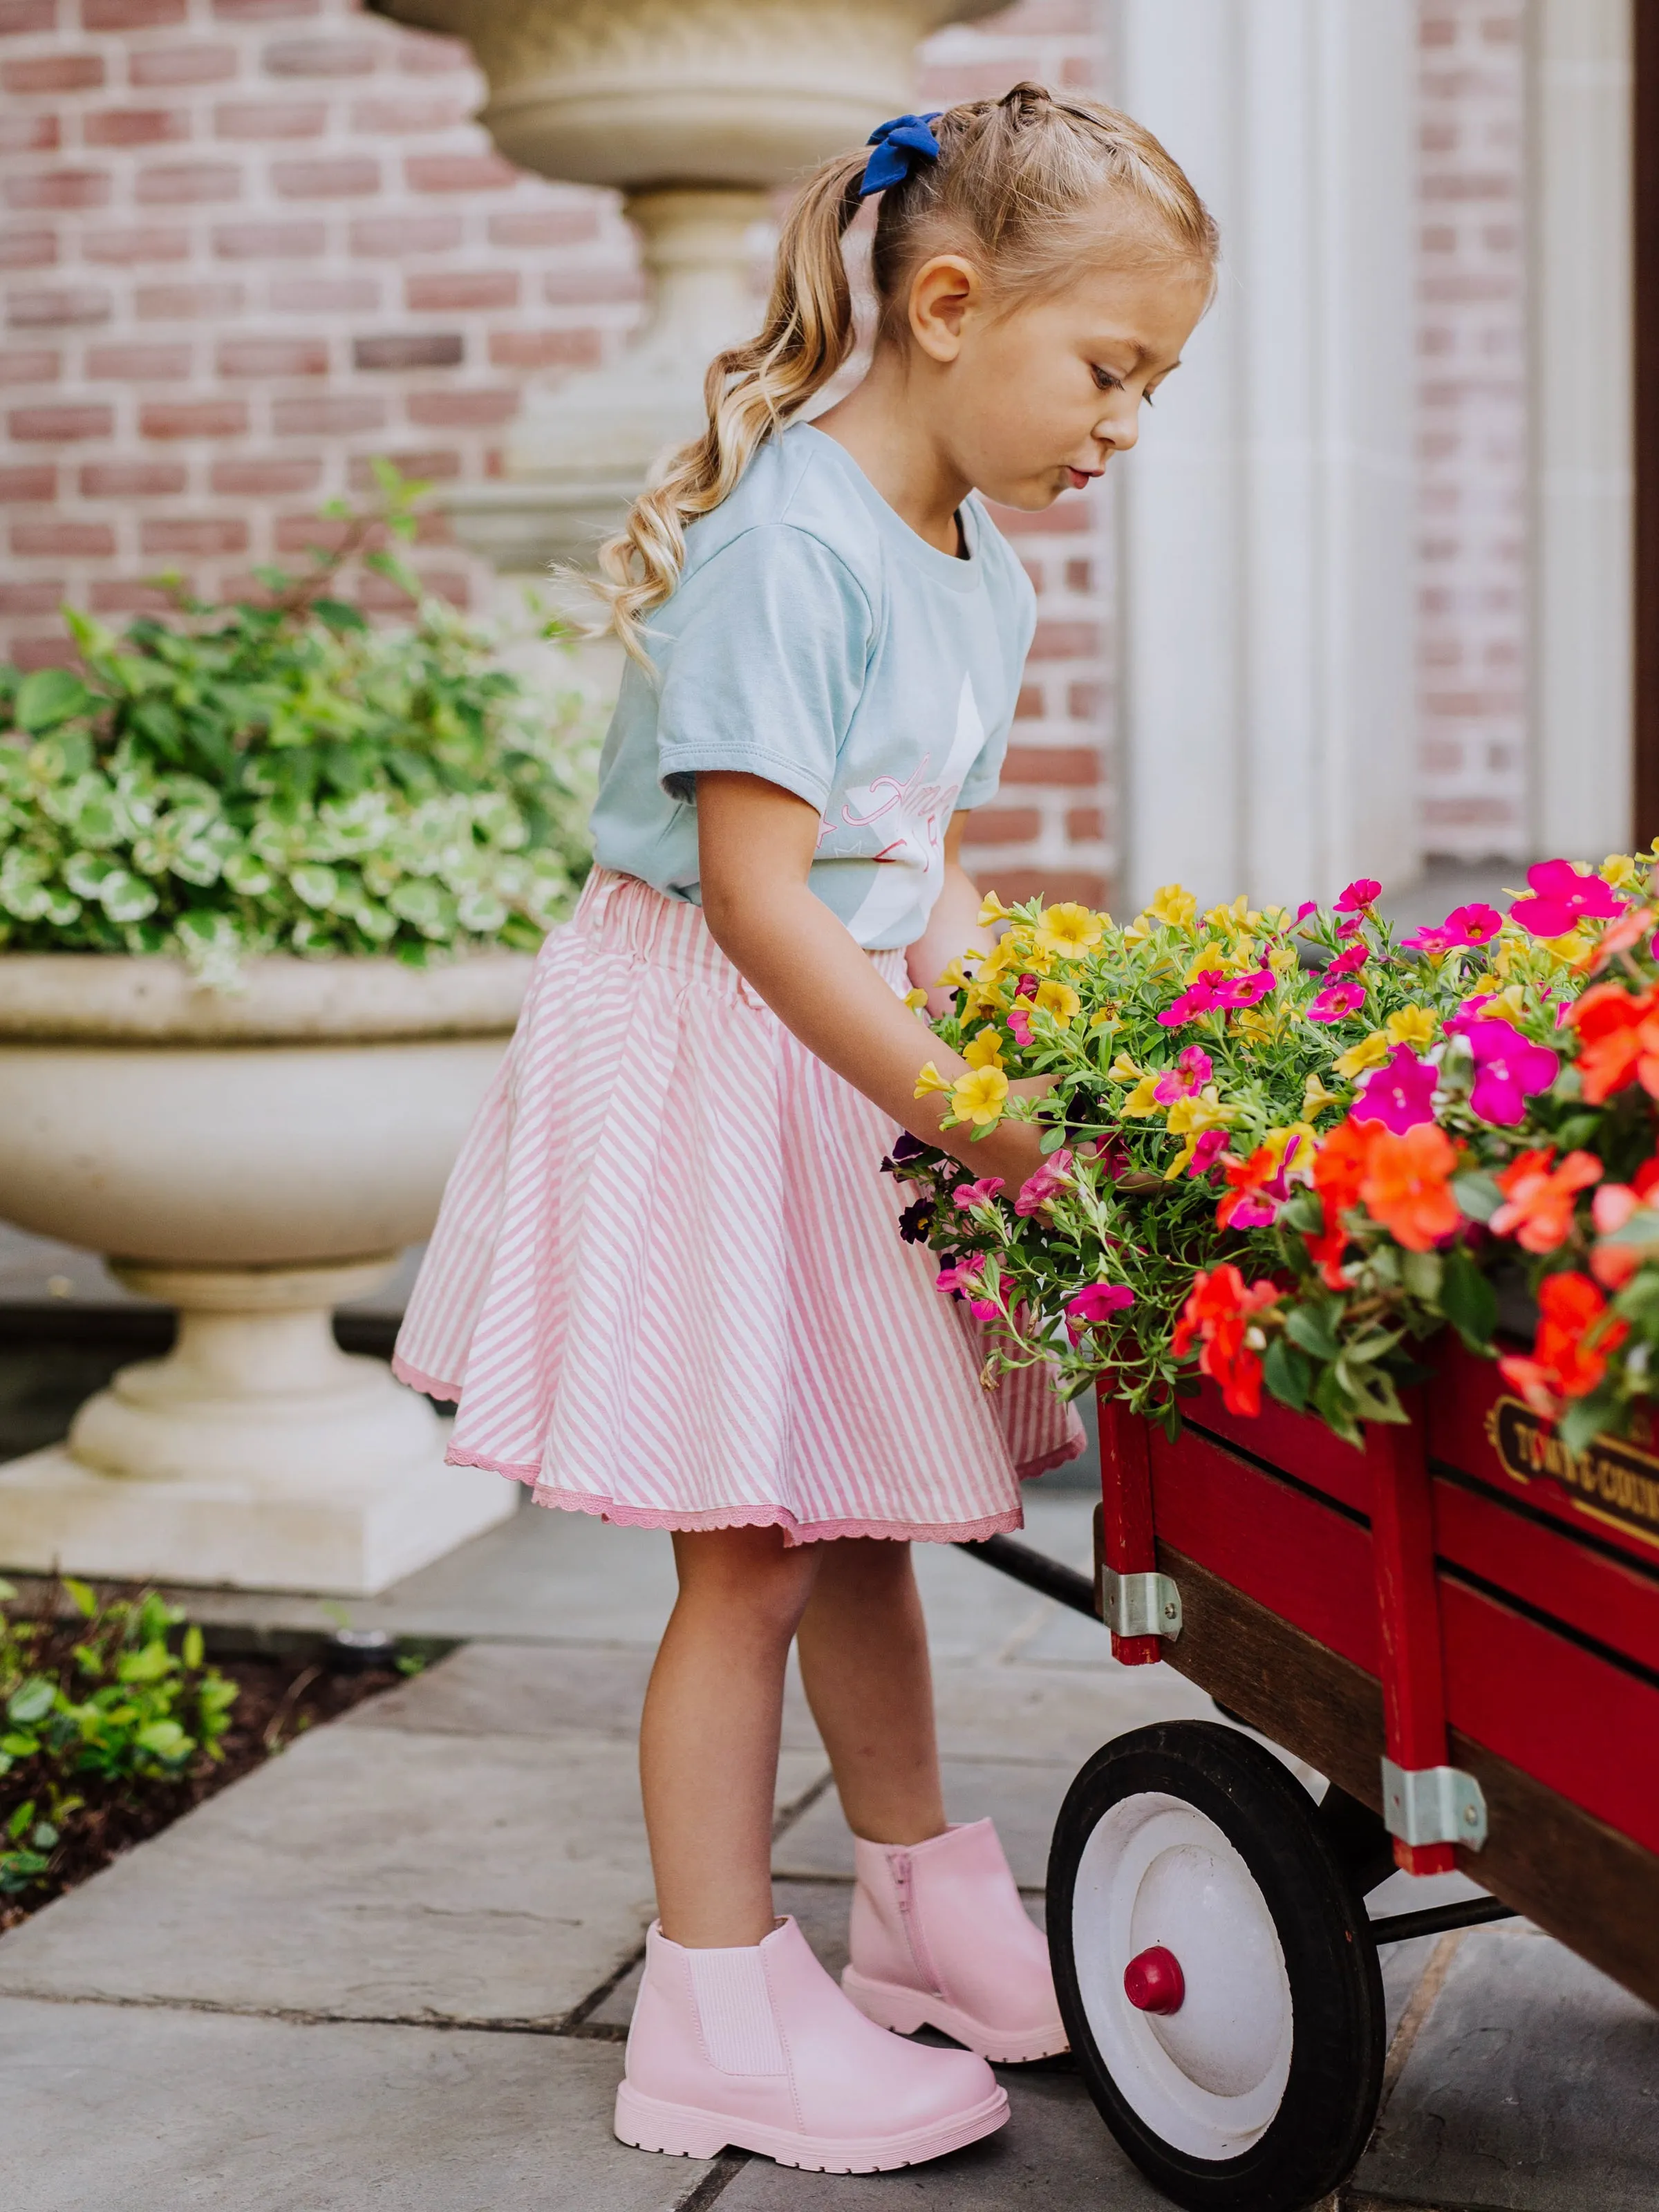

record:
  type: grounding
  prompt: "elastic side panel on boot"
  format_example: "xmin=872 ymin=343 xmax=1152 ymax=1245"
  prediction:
xmin=686 ymin=1947 xmax=789 ymax=2075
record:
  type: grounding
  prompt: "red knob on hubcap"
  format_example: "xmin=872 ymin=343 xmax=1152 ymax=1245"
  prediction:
xmin=1123 ymin=1944 xmax=1185 ymax=2014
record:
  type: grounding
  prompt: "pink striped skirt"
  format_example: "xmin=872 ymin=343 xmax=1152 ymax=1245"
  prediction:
xmin=393 ymin=868 xmax=1083 ymax=1545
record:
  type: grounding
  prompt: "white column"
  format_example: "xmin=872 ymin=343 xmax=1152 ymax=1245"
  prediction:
xmin=1112 ymin=0 xmax=1417 ymax=912
xmin=1529 ymin=0 xmax=1633 ymax=859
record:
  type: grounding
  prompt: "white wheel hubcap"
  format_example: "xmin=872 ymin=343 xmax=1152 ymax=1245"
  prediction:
xmin=1073 ymin=1791 xmax=1294 ymax=2159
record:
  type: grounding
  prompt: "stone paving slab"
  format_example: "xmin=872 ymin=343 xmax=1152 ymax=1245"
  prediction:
xmin=0 ymin=1719 xmax=824 ymax=2025
xmin=1356 ymin=1924 xmax=1659 ymax=2211
xmin=0 ymin=1994 xmax=704 ymax=2212
xmin=773 ymin=1756 xmax=1080 ymax=1891
xmin=715 ymin=2063 xmax=1164 ymax=2211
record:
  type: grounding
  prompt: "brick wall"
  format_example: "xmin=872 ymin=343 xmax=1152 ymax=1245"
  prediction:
xmin=0 ymin=0 xmax=1532 ymax=900
xmin=1416 ymin=0 xmax=1530 ymax=861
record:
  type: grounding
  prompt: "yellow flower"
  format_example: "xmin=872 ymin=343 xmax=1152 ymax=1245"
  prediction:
xmin=1033 ymin=979 xmax=1081 ymax=1026
xmin=1264 ymin=1120 xmax=1317 ymax=1167
xmin=1602 ymin=854 xmax=1639 ymax=890
xmin=949 ymin=1066 xmax=1009 ymax=1127
xmin=1542 ymin=929 xmax=1595 ymax=971
xmin=1088 ymin=1008 xmax=1118 ymax=1032
xmin=1233 ymin=1003 xmax=1282 ymax=1044
xmin=1385 ymin=1005 xmax=1438 ymax=1049
xmin=1108 ymin=1053 xmax=1143 ymax=1083
xmin=1185 ymin=943 xmax=1228 ymax=984
xmin=1268 ymin=942 xmax=1300 ymax=979
xmin=1033 ymin=902 xmax=1105 ymax=958
xmin=1165 ymin=1089 xmax=1234 ymax=1136
xmin=1147 ymin=883 xmax=1197 ymax=930
xmin=962 ymin=982 xmax=1004 ymax=1020
xmin=977 ymin=890 xmax=1015 ymax=926
xmin=1203 ymin=894 xmax=1262 ymax=939
xmin=1303 ymin=1071 xmax=1344 ymax=1116
xmin=1333 ymin=1031 xmax=1391 ymax=1080
xmin=902 ymin=987 xmax=929 ymax=1011
xmin=1122 ymin=918 xmax=1153 ymax=948
xmin=1123 ymin=1075 xmax=1165 ymax=1118
xmin=913 ymin=1062 xmax=951 ymax=1099
xmin=935 ymin=956 xmax=974 ymax=993
xmin=962 ymin=1026 xmax=1004 ymax=1070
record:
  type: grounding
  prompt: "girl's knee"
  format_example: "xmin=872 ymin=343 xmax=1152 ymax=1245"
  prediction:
xmin=671 ymin=1524 xmax=819 ymax=1640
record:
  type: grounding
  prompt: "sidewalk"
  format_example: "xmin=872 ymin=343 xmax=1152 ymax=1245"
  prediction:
xmin=0 ymin=1492 xmax=1653 ymax=2211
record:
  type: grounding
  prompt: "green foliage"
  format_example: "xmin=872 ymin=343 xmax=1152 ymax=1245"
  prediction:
xmin=0 ymin=1577 xmax=236 ymax=1897
xmin=0 ymin=467 xmax=598 ymax=984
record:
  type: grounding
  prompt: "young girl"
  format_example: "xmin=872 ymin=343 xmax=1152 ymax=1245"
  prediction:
xmin=395 ymin=84 xmax=1214 ymax=2177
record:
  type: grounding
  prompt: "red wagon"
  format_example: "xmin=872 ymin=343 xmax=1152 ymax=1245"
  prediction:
xmin=1022 ymin=1340 xmax=1659 ymax=2211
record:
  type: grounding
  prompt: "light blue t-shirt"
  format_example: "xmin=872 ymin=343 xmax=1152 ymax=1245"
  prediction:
xmin=587 ymin=422 xmax=1036 ymax=951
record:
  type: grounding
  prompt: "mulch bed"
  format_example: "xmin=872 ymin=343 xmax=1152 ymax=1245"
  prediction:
xmin=0 ymin=1644 xmax=400 ymax=1935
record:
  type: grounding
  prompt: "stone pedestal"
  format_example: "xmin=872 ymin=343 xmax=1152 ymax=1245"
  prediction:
xmin=0 ymin=1258 xmax=514 ymax=1597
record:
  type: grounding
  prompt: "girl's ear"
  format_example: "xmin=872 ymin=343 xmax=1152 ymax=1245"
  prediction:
xmin=908 ymin=254 xmax=982 ymax=362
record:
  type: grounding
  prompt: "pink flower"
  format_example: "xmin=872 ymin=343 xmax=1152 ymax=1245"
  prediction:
xmin=952 ymin=1176 xmax=1006 ymax=1211
xmin=1154 ymin=1045 xmax=1213 ymax=1103
xmin=1351 ymin=1045 xmax=1438 ymax=1134
xmin=1508 ymin=859 xmax=1626 ymax=939
xmin=1157 ymin=966 xmax=1276 ymax=1028
xmin=1014 ymin=1148 xmax=1075 ymax=1217
xmin=1064 ymin=1280 xmax=1136 ymax=1341
xmin=1307 ymin=977 xmax=1367 ymax=1024
xmin=1188 ymin=1129 xmax=1230 ymax=1179
xmin=1324 ymin=942 xmax=1369 ymax=977
xmin=1444 ymin=993 xmax=1497 ymax=1037
xmin=1336 ymin=878 xmax=1382 ymax=913
xmin=1013 ymin=973 xmax=1040 ymax=1000
xmin=1466 ymin=1018 xmax=1559 ymax=1125
xmin=1293 ymin=900 xmax=1320 ymax=925
xmin=1403 ymin=902 xmax=1503 ymax=955
xmin=1006 ymin=1007 xmax=1033 ymax=1047
xmin=934 ymin=1256 xmax=1000 ymax=1320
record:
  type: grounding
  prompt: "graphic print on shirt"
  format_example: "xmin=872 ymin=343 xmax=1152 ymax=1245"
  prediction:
xmin=838 ymin=672 xmax=986 ymax=945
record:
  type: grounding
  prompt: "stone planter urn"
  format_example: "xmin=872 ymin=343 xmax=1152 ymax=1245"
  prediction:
xmin=0 ymin=953 xmax=532 ymax=1595
xmin=373 ymin=0 xmax=1002 ymax=570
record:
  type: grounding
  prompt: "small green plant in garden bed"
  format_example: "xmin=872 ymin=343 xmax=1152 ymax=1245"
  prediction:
xmin=0 ymin=1575 xmax=236 ymax=1897
xmin=0 ymin=463 xmax=597 ymax=985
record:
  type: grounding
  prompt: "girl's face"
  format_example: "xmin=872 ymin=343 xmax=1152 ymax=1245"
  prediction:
xmin=908 ymin=252 xmax=1211 ymax=509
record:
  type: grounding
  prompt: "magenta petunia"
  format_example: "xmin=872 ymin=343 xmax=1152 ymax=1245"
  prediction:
xmin=952 ymin=1176 xmax=1006 ymax=1210
xmin=1507 ymin=859 xmax=1626 ymax=940
xmin=1006 ymin=1006 xmax=1034 ymax=1047
xmin=1188 ymin=1129 xmax=1230 ymax=1179
xmin=1443 ymin=992 xmax=1497 ymax=1037
xmin=1465 ymin=1017 xmax=1559 ymax=1125
xmin=1013 ymin=1148 xmax=1075 ymax=1217
xmin=1293 ymin=900 xmax=1320 ymax=925
xmin=1064 ymin=1281 xmax=1136 ymax=1341
xmin=1154 ymin=1044 xmax=1213 ymax=1103
xmin=1401 ymin=906 xmax=1501 ymax=955
xmin=1307 ymin=977 xmax=1367 ymax=1024
xmin=1351 ymin=1045 xmax=1438 ymax=1133
xmin=1156 ymin=970 xmax=1228 ymax=1027
xmin=1324 ymin=941 xmax=1368 ymax=977
xmin=1217 ymin=965 xmax=1276 ymax=1008
xmin=1335 ymin=878 xmax=1382 ymax=913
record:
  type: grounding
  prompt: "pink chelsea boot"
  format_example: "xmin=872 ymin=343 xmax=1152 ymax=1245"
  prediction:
xmin=841 ymin=1819 xmax=1069 ymax=2063
xmin=614 ymin=1915 xmax=1009 ymax=2173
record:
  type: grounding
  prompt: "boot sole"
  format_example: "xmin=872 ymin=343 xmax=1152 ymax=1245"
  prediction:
xmin=612 ymin=2080 xmax=1009 ymax=2172
xmin=841 ymin=1967 xmax=1070 ymax=2065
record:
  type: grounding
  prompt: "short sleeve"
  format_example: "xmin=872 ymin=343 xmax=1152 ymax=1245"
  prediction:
xmin=955 ymin=537 xmax=1035 ymax=812
xmin=655 ymin=525 xmax=873 ymax=811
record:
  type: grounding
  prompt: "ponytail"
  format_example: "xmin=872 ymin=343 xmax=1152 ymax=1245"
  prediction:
xmin=592 ymin=86 xmax=1216 ymax=668
xmin=594 ymin=148 xmax=868 ymax=668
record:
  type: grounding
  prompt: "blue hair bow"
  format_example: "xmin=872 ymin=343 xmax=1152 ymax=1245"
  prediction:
xmin=859 ymin=111 xmax=941 ymax=198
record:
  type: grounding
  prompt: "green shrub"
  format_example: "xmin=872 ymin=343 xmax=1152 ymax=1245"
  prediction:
xmin=0 ymin=466 xmax=597 ymax=984
xmin=0 ymin=1577 xmax=236 ymax=1896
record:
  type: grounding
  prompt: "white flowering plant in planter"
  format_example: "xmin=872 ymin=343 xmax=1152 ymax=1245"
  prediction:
xmin=0 ymin=466 xmax=597 ymax=986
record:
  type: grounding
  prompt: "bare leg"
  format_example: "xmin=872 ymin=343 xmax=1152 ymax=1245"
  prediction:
xmin=639 ymin=1524 xmax=821 ymax=1948
xmin=795 ymin=1537 xmax=948 ymax=1847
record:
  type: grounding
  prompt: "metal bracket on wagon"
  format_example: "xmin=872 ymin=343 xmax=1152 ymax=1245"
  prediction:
xmin=1380 ymin=1756 xmax=1488 ymax=1852
xmin=1099 ymin=1566 xmax=1182 ymax=1642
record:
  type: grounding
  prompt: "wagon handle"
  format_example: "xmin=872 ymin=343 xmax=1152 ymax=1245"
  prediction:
xmin=1095 ymin=1385 xmax=1170 ymax=1665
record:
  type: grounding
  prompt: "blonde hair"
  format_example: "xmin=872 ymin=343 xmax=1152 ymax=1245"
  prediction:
xmin=594 ymin=83 xmax=1217 ymax=666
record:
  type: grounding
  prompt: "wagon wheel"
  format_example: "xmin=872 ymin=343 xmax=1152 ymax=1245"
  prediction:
xmin=1048 ymin=1721 xmax=1385 ymax=2212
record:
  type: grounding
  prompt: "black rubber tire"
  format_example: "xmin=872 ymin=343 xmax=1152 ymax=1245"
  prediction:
xmin=1047 ymin=1721 xmax=1385 ymax=2212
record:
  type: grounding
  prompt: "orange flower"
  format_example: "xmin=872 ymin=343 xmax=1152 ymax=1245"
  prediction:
xmin=1588 ymin=1157 xmax=1659 ymax=1289
xmin=1357 ymin=1123 xmax=1461 ymax=1253
xmin=1490 ymin=1146 xmax=1602 ymax=1254
xmin=1302 ymin=1117 xmax=1382 ymax=1286
xmin=1498 ymin=1271 xmax=1628 ymax=1419
xmin=1172 ymin=1263 xmax=1281 ymax=1416
xmin=1568 ymin=982 xmax=1659 ymax=1105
